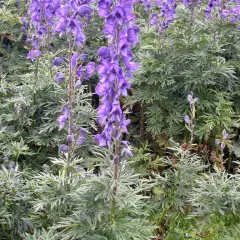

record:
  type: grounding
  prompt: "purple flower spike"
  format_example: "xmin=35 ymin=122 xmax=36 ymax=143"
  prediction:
xmin=59 ymin=144 xmax=69 ymax=153
xmin=56 ymin=72 xmax=65 ymax=84
xmin=53 ymin=57 xmax=64 ymax=66
xmin=95 ymin=0 xmax=139 ymax=149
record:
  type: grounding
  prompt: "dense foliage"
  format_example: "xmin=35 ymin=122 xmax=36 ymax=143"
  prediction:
xmin=1 ymin=0 xmax=240 ymax=239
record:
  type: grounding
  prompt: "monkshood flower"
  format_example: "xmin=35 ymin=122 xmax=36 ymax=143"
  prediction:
xmin=57 ymin=104 xmax=70 ymax=130
xmin=27 ymin=0 xmax=60 ymax=60
xmin=77 ymin=128 xmax=87 ymax=145
xmin=95 ymin=0 xmax=139 ymax=149
xmin=56 ymin=72 xmax=65 ymax=84
xmin=148 ymin=0 xmax=177 ymax=33
xmin=52 ymin=0 xmax=94 ymax=156
xmin=27 ymin=49 xmax=41 ymax=61
xmin=53 ymin=57 xmax=64 ymax=66
xmin=52 ymin=0 xmax=93 ymax=47
xmin=59 ymin=144 xmax=69 ymax=153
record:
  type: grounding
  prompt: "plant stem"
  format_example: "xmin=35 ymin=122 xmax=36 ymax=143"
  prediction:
xmin=68 ymin=37 xmax=73 ymax=163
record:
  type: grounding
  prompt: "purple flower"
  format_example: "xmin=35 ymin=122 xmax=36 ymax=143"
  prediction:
xmin=222 ymin=9 xmax=230 ymax=19
xmin=56 ymin=72 xmax=65 ymax=84
xmin=53 ymin=57 xmax=64 ymax=66
xmin=71 ymin=52 xmax=79 ymax=68
xmin=85 ymin=62 xmax=95 ymax=79
xmin=77 ymin=136 xmax=86 ymax=145
xmin=184 ymin=115 xmax=190 ymax=124
xmin=95 ymin=0 xmax=138 ymax=149
xmin=77 ymin=128 xmax=87 ymax=145
xmin=149 ymin=14 xmax=158 ymax=25
xmin=76 ymin=65 xmax=83 ymax=79
xmin=27 ymin=50 xmax=41 ymax=61
xmin=67 ymin=135 xmax=74 ymax=144
xmin=75 ymin=79 xmax=82 ymax=88
xmin=121 ymin=147 xmax=133 ymax=158
xmin=80 ymin=53 xmax=88 ymax=62
xmin=78 ymin=5 xmax=93 ymax=18
xmin=59 ymin=144 xmax=69 ymax=153
xmin=57 ymin=115 xmax=68 ymax=130
xmin=57 ymin=104 xmax=70 ymax=130
xmin=3 ymin=156 xmax=8 ymax=163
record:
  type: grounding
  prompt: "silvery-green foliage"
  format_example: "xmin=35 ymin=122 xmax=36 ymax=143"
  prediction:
xmin=27 ymin=155 xmax=92 ymax=228
xmin=50 ymin=159 xmax=154 ymax=240
xmin=22 ymin=228 xmax=56 ymax=240
xmin=131 ymin=4 xmax=240 ymax=140
xmin=189 ymin=172 xmax=240 ymax=217
xmin=0 ymin=52 xmax=96 ymax=165
xmin=153 ymin=146 xmax=205 ymax=213
xmin=0 ymin=163 xmax=32 ymax=239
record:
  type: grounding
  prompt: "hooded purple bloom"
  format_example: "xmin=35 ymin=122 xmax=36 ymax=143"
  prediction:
xmin=75 ymin=80 xmax=82 ymax=88
xmin=57 ymin=115 xmax=68 ymax=130
xmin=27 ymin=50 xmax=41 ymax=61
xmin=71 ymin=52 xmax=79 ymax=68
xmin=85 ymin=62 xmax=95 ymax=79
xmin=77 ymin=128 xmax=87 ymax=145
xmin=149 ymin=13 xmax=158 ymax=25
xmin=78 ymin=5 xmax=93 ymax=18
xmin=56 ymin=72 xmax=65 ymax=84
xmin=67 ymin=135 xmax=74 ymax=144
xmin=77 ymin=136 xmax=86 ymax=145
xmin=53 ymin=57 xmax=64 ymax=66
xmin=59 ymin=144 xmax=69 ymax=152
xmin=76 ymin=66 xmax=83 ymax=78
xmin=80 ymin=53 xmax=88 ymax=62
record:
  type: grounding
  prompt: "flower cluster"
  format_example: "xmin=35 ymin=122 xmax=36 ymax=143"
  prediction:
xmin=95 ymin=0 xmax=139 ymax=148
xmin=141 ymin=0 xmax=177 ymax=33
xmin=204 ymin=0 xmax=240 ymax=21
xmin=26 ymin=0 xmax=60 ymax=61
xmin=51 ymin=0 xmax=95 ymax=153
